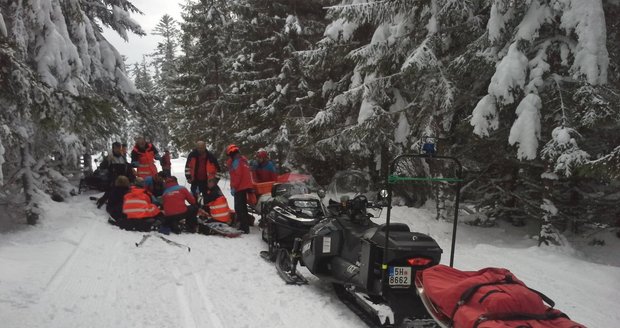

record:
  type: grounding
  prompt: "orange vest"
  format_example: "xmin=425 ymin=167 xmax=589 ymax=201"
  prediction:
xmin=135 ymin=145 xmax=157 ymax=178
xmin=123 ymin=187 xmax=161 ymax=219
xmin=208 ymin=196 xmax=231 ymax=223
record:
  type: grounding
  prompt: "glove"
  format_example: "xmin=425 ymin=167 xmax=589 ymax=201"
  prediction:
xmin=96 ymin=198 xmax=105 ymax=209
xmin=231 ymin=188 xmax=235 ymax=196
xmin=186 ymin=175 xmax=192 ymax=183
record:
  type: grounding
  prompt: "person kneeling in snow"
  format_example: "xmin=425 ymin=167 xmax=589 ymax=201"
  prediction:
xmin=199 ymin=176 xmax=233 ymax=225
xmin=161 ymin=176 xmax=198 ymax=234
xmin=120 ymin=178 xmax=162 ymax=231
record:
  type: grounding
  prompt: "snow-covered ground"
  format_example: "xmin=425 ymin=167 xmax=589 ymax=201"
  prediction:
xmin=0 ymin=158 xmax=618 ymax=328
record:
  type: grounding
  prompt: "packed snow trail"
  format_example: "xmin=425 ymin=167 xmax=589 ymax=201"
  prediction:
xmin=0 ymin=158 xmax=618 ymax=327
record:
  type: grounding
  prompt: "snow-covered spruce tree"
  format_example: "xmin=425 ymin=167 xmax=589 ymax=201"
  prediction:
xmin=149 ymin=14 xmax=179 ymax=150
xmin=0 ymin=0 xmax=146 ymax=224
xmin=231 ymin=0 xmax=329 ymax=171
xmin=468 ymin=0 xmax=620 ymax=241
xmin=223 ymin=0 xmax=326 ymax=166
xmin=171 ymin=0 xmax=232 ymax=154
xmin=299 ymin=0 xmax=488 ymax=201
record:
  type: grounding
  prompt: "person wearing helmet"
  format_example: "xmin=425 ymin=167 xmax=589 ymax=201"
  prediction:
xmin=185 ymin=141 xmax=221 ymax=198
xmin=251 ymin=149 xmax=277 ymax=183
xmin=226 ymin=144 xmax=253 ymax=234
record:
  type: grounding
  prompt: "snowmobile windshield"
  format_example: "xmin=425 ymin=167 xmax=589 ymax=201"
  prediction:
xmin=325 ymin=170 xmax=374 ymax=203
xmin=274 ymin=173 xmax=320 ymax=193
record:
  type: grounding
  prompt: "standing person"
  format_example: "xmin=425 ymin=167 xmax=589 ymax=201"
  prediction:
xmin=121 ymin=143 xmax=129 ymax=159
xmin=120 ymin=179 xmax=161 ymax=231
xmin=226 ymin=144 xmax=253 ymax=234
xmin=97 ymin=142 xmax=136 ymax=208
xmin=82 ymin=152 xmax=93 ymax=172
xmin=131 ymin=136 xmax=159 ymax=179
xmin=161 ymin=176 xmax=198 ymax=234
xmin=251 ymin=149 xmax=278 ymax=183
xmin=184 ymin=141 xmax=221 ymax=198
xmin=161 ymin=150 xmax=172 ymax=177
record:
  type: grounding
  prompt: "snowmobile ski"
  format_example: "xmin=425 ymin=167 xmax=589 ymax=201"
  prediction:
xmin=259 ymin=250 xmax=276 ymax=262
xmin=135 ymin=234 xmax=152 ymax=247
xmin=333 ymin=284 xmax=439 ymax=328
xmin=275 ymin=247 xmax=308 ymax=285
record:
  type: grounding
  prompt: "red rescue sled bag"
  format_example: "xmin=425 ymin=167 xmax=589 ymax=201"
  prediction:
xmin=421 ymin=265 xmax=587 ymax=328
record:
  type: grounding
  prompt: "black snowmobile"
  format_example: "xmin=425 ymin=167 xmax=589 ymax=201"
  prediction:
xmin=275 ymin=150 xmax=464 ymax=328
xmin=259 ymin=173 xmax=327 ymax=262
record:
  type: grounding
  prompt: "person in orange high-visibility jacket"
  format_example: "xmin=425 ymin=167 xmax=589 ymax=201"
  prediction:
xmin=201 ymin=177 xmax=232 ymax=224
xmin=185 ymin=141 xmax=220 ymax=198
xmin=120 ymin=181 xmax=161 ymax=231
xmin=131 ymin=136 xmax=159 ymax=179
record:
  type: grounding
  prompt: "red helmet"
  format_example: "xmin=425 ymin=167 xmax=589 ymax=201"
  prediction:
xmin=256 ymin=150 xmax=268 ymax=159
xmin=226 ymin=144 xmax=240 ymax=156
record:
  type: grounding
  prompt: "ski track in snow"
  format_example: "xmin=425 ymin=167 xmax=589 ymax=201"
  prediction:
xmin=0 ymin=158 xmax=618 ymax=328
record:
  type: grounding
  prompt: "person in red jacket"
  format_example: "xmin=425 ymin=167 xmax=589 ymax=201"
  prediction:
xmin=185 ymin=141 xmax=221 ymax=198
xmin=161 ymin=176 xmax=198 ymax=234
xmin=131 ymin=136 xmax=159 ymax=179
xmin=160 ymin=150 xmax=172 ymax=177
xmin=251 ymin=150 xmax=278 ymax=183
xmin=226 ymin=144 xmax=253 ymax=234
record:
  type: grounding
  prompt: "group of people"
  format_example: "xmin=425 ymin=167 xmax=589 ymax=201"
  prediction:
xmin=94 ymin=137 xmax=278 ymax=235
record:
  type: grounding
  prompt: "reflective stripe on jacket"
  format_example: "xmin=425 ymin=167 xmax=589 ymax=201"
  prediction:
xmin=208 ymin=196 xmax=231 ymax=223
xmin=122 ymin=186 xmax=160 ymax=219
xmin=132 ymin=144 xmax=158 ymax=178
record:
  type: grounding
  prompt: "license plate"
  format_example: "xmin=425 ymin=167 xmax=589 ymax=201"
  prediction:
xmin=388 ymin=266 xmax=411 ymax=287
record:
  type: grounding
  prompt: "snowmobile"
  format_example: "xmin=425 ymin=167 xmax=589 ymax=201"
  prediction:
xmin=258 ymin=173 xmax=327 ymax=261
xmin=78 ymin=167 xmax=110 ymax=192
xmin=275 ymin=150 xmax=465 ymax=327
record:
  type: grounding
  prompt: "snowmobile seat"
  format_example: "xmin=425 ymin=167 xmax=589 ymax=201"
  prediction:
xmin=379 ymin=223 xmax=410 ymax=232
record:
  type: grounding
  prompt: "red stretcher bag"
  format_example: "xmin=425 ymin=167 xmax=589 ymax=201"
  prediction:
xmin=421 ymin=265 xmax=587 ymax=328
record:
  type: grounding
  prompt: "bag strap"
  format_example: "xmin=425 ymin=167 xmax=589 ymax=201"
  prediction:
xmin=450 ymin=275 xmax=517 ymax=321
xmin=473 ymin=310 xmax=570 ymax=328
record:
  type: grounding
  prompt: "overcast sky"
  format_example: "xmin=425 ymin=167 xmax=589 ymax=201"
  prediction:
xmin=102 ymin=0 xmax=184 ymax=66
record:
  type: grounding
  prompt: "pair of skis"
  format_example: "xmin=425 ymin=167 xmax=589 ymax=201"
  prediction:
xmin=135 ymin=233 xmax=191 ymax=252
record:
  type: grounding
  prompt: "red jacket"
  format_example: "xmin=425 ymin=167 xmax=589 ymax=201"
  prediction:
xmin=162 ymin=181 xmax=196 ymax=216
xmin=227 ymin=155 xmax=253 ymax=193
xmin=185 ymin=149 xmax=220 ymax=181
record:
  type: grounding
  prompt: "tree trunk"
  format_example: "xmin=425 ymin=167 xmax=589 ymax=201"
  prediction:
xmin=21 ymin=144 xmax=39 ymax=225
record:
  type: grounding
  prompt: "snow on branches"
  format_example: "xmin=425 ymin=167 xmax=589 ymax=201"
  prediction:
xmin=471 ymin=0 xmax=609 ymax=161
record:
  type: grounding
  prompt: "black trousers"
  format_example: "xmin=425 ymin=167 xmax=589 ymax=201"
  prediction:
xmin=190 ymin=180 xmax=208 ymax=199
xmin=164 ymin=206 xmax=198 ymax=233
xmin=118 ymin=214 xmax=161 ymax=232
xmin=234 ymin=189 xmax=250 ymax=232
